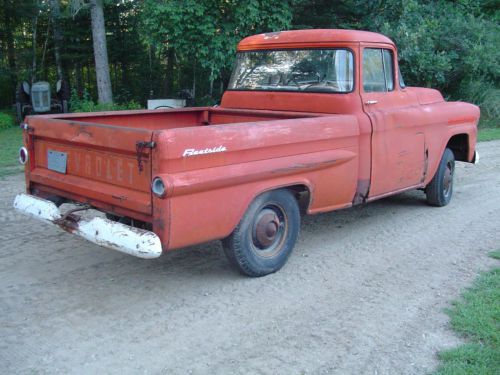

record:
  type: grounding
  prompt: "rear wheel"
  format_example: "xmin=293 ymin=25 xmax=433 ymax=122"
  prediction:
xmin=16 ymin=82 xmax=31 ymax=123
xmin=222 ymin=189 xmax=300 ymax=277
xmin=57 ymin=79 xmax=71 ymax=101
xmin=426 ymin=148 xmax=455 ymax=206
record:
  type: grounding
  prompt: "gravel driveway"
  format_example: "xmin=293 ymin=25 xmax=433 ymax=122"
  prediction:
xmin=1 ymin=141 xmax=499 ymax=375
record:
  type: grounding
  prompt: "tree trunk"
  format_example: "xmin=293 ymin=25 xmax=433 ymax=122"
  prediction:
xmin=31 ymin=13 xmax=38 ymax=84
xmin=90 ymin=0 xmax=113 ymax=104
xmin=192 ymin=60 xmax=196 ymax=100
xmin=75 ymin=62 xmax=83 ymax=97
xmin=86 ymin=63 xmax=92 ymax=92
xmin=49 ymin=0 xmax=64 ymax=80
xmin=164 ymin=48 xmax=175 ymax=96
xmin=148 ymin=44 xmax=154 ymax=98
xmin=40 ymin=22 xmax=50 ymax=77
xmin=4 ymin=3 xmax=17 ymax=100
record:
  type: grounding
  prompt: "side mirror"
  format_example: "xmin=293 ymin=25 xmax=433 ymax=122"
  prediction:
xmin=56 ymin=79 xmax=62 ymax=93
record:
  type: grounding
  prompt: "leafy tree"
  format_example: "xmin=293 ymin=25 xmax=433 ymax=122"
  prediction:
xmin=374 ymin=0 xmax=499 ymax=117
xmin=0 ymin=0 xmax=498 ymax=121
xmin=141 ymin=0 xmax=293 ymax=96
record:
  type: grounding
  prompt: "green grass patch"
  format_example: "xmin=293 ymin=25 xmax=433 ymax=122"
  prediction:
xmin=433 ymin=253 xmax=500 ymax=375
xmin=478 ymin=127 xmax=500 ymax=142
xmin=0 ymin=111 xmax=15 ymax=130
xmin=478 ymin=116 xmax=500 ymax=142
xmin=0 ymin=127 xmax=23 ymax=177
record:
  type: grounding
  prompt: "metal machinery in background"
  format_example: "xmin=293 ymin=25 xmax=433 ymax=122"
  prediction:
xmin=16 ymin=79 xmax=70 ymax=122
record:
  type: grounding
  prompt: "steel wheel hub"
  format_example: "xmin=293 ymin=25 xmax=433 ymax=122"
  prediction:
xmin=254 ymin=209 xmax=281 ymax=249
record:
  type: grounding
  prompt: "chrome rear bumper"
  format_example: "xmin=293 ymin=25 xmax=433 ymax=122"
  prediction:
xmin=13 ymin=193 xmax=162 ymax=259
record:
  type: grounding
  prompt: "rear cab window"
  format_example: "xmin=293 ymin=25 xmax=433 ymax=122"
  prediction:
xmin=228 ymin=49 xmax=354 ymax=93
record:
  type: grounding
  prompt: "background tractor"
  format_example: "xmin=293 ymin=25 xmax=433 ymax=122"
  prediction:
xmin=15 ymin=79 xmax=70 ymax=123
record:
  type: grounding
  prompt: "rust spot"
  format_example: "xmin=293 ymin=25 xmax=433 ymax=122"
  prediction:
xmin=421 ymin=149 xmax=429 ymax=183
xmin=54 ymin=216 xmax=79 ymax=233
xmin=271 ymin=160 xmax=337 ymax=175
xmin=152 ymin=217 xmax=165 ymax=232
xmin=353 ymin=179 xmax=370 ymax=205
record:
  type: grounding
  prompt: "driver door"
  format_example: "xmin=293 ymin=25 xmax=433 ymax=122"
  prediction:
xmin=361 ymin=47 xmax=426 ymax=197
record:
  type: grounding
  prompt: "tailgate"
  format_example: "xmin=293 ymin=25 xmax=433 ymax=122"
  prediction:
xmin=25 ymin=116 xmax=154 ymax=219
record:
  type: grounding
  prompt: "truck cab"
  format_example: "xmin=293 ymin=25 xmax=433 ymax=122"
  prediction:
xmin=222 ymin=29 xmax=478 ymax=202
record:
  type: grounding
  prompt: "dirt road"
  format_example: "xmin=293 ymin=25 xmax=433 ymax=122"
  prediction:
xmin=1 ymin=141 xmax=499 ymax=375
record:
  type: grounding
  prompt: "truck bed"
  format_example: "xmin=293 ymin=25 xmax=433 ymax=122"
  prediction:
xmin=23 ymin=107 xmax=329 ymax=223
xmin=40 ymin=107 xmax=321 ymax=130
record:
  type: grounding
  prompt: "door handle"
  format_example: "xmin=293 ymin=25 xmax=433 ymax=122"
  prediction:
xmin=365 ymin=100 xmax=378 ymax=105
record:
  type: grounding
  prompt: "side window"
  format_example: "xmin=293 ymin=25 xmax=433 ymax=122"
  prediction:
xmin=382 ymin=50 xmax=394 ymax=91
xmin=363 ymin=48 xmax=394 ymax=92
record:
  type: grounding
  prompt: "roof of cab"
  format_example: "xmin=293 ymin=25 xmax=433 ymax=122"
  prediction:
xmin=237 ymin=29 xmax=394 ymax=51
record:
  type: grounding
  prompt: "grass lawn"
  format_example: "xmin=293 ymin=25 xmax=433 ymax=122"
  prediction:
xmin=478 ymin=117 xmax=500 ymax=142
xmin=478 ymin=127 xmax=500 ymax=142
xmin=0 ymin=127 xmax=24 ymax=177
xmin=433 ymin=251 xmax=500 ymax=375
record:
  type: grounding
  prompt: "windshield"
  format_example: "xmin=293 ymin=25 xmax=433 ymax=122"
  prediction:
xmin=228 ymin=49 xmax=354 ymax=93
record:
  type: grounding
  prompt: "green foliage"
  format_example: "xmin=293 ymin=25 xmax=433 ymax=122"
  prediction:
xmin=434 ymin=263 xmax=500 ymax=375
xmin=0 ymin=127 xmax=23 ymax=177
xmin=69 ymin=89 xmax=141 ymax=113
xmin=0 ymin=111 xmax=15 ymax=130
xmin=294 ymin=0 xmax=499 ymax=124
xmin=458 ymin=83 xmax=500 ymax=121
xmin=375 ymin=0 xmax=500 ymax=120
xmin=141 ymin=0 xmax=293 ymax=83
xmin=0 ymin=0 xmax=498 ymax=123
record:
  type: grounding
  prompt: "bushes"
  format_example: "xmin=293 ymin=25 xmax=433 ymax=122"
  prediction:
xmin=69 ymin=89 xmax=142 ymax=113
xmin=0 ymin=111 xmax=15 ymax=130
xmin=376 ymin=0 xmax=500 ymax=124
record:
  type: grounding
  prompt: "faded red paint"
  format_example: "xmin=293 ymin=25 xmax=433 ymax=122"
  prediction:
xmin=21 ymin=29 xmax=479 ymax=253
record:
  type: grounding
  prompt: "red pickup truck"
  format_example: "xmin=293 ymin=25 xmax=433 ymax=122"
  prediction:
xmin=14 ymin=29 xmax=479 ymax=276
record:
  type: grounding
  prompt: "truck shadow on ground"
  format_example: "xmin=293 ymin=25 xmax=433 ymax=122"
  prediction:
xmin=104 ymin=189 xmax=429 ymax=279
xmin=29 ymin=189 xmax=435 ymax=312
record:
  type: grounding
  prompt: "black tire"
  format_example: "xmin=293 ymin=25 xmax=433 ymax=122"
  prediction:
xmin=426 ymin=148 xmax=455 ymax=207
xmin=16 ymin=82 xmax=30 ymax=104
xmin=57 ymin=79 xmax=71 ymax=101
xmin=15 ymin=102 xmax=23 ymax=123
xmin=222 ymin=189 xmax=300 ymax=277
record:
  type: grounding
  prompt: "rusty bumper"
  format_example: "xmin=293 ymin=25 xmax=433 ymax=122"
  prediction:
xmin=13 ymin=193 xmax=162 ymax=259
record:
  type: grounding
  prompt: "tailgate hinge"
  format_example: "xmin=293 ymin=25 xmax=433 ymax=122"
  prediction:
xmin=135 ymin=141 xmax=156 ymax=172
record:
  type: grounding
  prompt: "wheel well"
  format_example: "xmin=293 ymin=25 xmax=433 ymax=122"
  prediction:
xmin=446 ymin=134 xmax=469 ymax=162
xmin=285 ymin=184 xmax=311 ymax=214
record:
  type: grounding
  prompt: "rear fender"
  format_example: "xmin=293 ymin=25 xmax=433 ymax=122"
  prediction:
xmin=157 ymin=147 xmax=358 ymax=250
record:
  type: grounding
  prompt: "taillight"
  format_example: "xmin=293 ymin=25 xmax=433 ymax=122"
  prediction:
xmin=19 ymin=147 xmax=28 ymax=165
xmin=151 ymin=177 xmax=166 ymax=198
